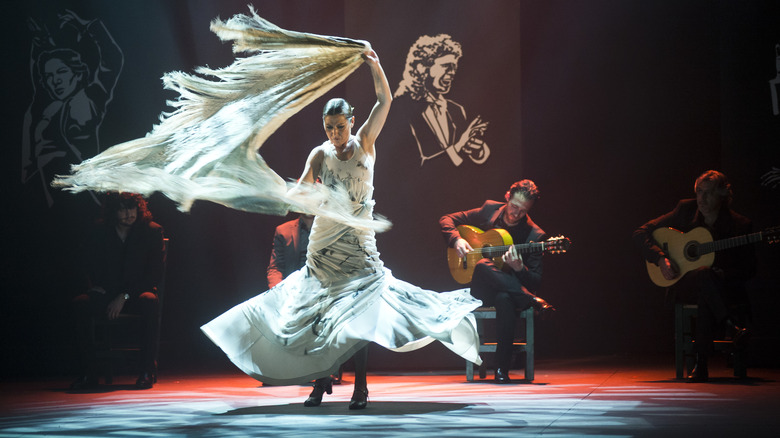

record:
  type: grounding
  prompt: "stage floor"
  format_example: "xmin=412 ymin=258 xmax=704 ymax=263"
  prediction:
xmin=2 ymin=356 xmax=779 ymax=437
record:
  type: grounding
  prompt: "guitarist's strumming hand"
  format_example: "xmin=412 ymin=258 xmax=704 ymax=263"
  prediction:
xmin=659 ymin=257 xmax=678 ymax=281
xmin=502 ymin=245 xmax=524 ymax=271
xmin=454 ymin=238 xmax=473 ymax=258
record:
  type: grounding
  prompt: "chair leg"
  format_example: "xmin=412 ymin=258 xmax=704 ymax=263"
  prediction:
xmin=733 ymin=350 xmax=747 ymax=379
xmin=675 ymin=304 xmax=684 ymax=379
xmin=524 ymin=308 xmax=534 ymax=381
xmin=466 ymin=361 xmax=474 ymax=381
xmin=475 ymin=313 xmax=487 ymax=380
xmin=104 ymin=323 xmax=114 ymax=385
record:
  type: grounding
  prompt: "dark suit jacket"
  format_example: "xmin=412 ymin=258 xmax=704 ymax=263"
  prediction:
xmin=633 ymin=198 xmax=756 ymax=283
xmin=267 ymin=218 xmax=308 ymax=289
xmin=440 ymin=200 xmax=547 ymax=292
xmin=83 ymin=220 xmax=165 ymax=300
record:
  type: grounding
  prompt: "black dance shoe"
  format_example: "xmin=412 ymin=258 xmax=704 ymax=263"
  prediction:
xmin=531 ymin=296 xmax=556 ymax=315
xmin=135 ymin=371 xmax=157 ymax=389
xmin=304 ymin=377 xmax=333 ymax=407
xmin=70 ymin=375 xmax=99 ymax=390
xmin=494 ymin=368 xmax=511 ymax=384
xmin=349 ymin=387 xmax=369 ymax=410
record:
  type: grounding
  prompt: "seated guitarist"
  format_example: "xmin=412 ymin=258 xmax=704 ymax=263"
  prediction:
xmin=633 ymin=170 xmax=755 ymax=382
xmin=439 ymin=179 xmax=555 ymax=384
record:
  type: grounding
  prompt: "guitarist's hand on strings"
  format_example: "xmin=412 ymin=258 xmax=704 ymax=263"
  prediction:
xmin=454 ymin=238 xmax=473 ymax=258
xmin=502 ymin=245 xmax=524 ymax=271
xmin=659 ymin=257 xmax=678 ymax=281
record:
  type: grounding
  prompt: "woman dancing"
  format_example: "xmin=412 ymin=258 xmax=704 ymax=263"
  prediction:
xmin=201 ymin=47 xmax=482 ymax=410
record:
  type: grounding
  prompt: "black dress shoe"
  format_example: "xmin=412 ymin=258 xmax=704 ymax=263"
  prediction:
xmin=349 ymin=387 xmax=369 ymax=410
xmin=70 ymin=375 xmax=99 ymax=390
xmin=304 ymin=377 xmax=333 ymax=407
xmin=494 ymin=368 xmax=511 ymax=384
xmin=135 ymin=372 xmax=157 ymax=389
xmin=531 ymin=297 xmax=556 ymax=315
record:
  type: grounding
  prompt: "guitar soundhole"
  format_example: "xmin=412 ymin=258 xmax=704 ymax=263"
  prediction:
xmin=684 ymin=242 xmax=699 ymax=261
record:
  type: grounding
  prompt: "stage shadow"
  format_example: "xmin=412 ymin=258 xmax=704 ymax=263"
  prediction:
xmin=56 ymin=384 xmax=147 ymax=394
xmin=466 ymin=379 xmax=549 ymax=386
xmin=643 ymin=376 xmax=774 ymax=386
xmin=218 ymin=401 xmax=471 ymax=416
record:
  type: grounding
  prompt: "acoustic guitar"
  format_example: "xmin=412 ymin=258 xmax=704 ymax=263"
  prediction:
xmin=646 ymin=226 xmax=779 ymax=287
xmin=448 ymin=225 xmax=571 ymax=284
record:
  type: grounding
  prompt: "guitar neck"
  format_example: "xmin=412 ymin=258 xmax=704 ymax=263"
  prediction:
xmin=698 ymin=231 xmax=764 ymax=256
xmin=477 ymin=242 xmax=545 ymax=257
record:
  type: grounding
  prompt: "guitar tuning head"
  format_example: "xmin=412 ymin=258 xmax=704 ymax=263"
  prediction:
xmin=545 ymin=235 xmax=571 ymax=254
xmin=767 ymin=227 xmax=780 ymax=245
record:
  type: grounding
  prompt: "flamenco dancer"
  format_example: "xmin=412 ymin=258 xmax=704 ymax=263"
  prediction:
xmin=54 ymin=9 xmax=482 ymax=410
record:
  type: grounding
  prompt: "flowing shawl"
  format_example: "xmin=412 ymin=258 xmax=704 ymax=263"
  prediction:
xmin=52 ymin=8 xmax=389 ymax=231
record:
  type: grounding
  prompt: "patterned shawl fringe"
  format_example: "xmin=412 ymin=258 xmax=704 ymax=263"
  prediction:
xmin=52 ymin=7 xmax=389 ymax=231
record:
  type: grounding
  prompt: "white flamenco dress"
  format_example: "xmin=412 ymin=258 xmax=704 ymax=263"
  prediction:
xmin=201 ymin=138 xmax=482 ymax=385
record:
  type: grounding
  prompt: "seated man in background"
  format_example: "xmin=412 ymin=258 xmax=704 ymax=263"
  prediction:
xmin=440 ymin=179 xmax=555 ymax=383
xmin=70 ymin=192 xmax=165 ymax=390
xmin=633 ymin=170 xmax=755 ymax=382
xmin=267 ymin=213 xmax=314 ymax=289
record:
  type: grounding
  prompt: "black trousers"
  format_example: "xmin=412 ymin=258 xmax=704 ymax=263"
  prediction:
xmin=470 ymin=259 xmax=537 ymax=370
xmin=671 ymin=267 xmax=737 ymax=355
xmin=72 ymin=290 xmax=160 ymax=375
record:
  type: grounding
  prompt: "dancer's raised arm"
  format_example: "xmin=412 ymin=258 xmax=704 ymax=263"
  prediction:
xmin=356 ymin=48 xmax=392 ymax=159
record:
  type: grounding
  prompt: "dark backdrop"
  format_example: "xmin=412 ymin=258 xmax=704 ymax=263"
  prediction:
xmin=2 ymin=0 xmax=779 ymax=378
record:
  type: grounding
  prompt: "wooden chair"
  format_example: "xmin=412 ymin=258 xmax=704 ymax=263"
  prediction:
xmin=91 ymin=237 xmax=168 ymax=384
xmin=675 ymin=303 xmax=746 ymax=379
xmin=466 ymin=306 xmax=534 ymax=382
